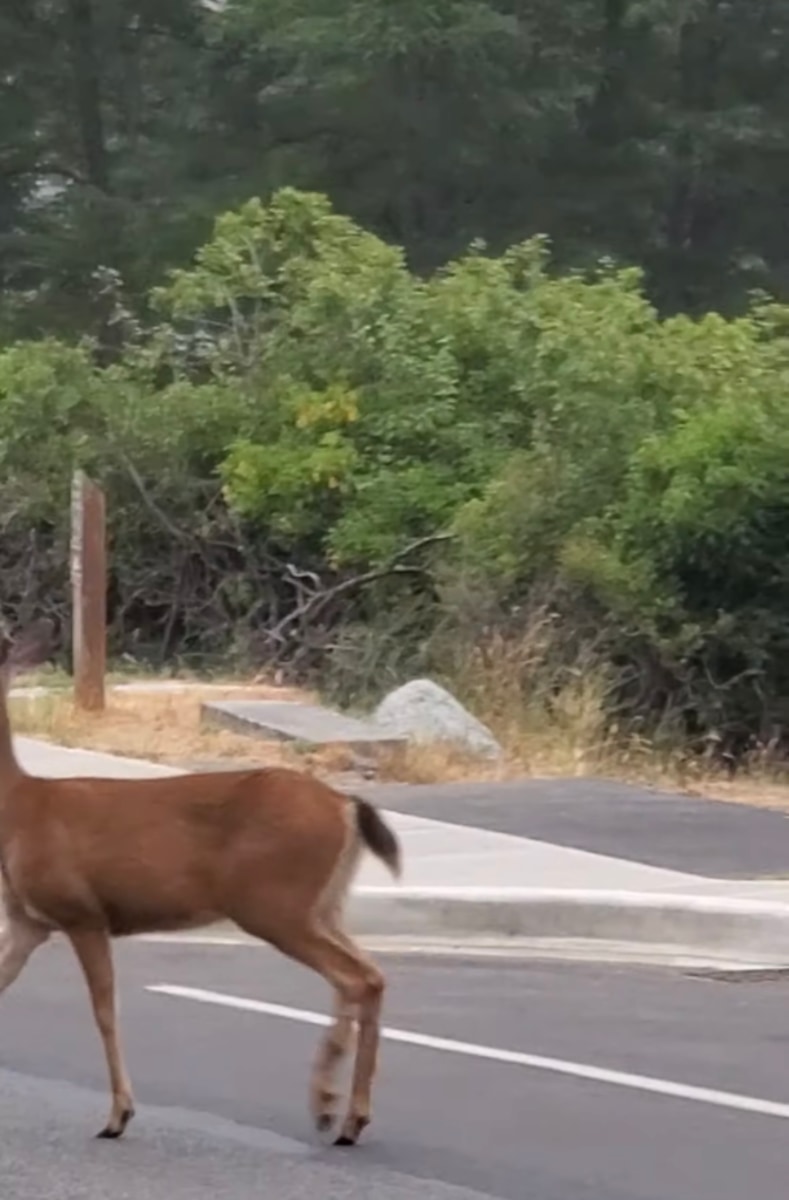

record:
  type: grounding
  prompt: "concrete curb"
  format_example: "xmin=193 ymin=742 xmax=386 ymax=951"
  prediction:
xmin=345 ymin=887 xmax=789 ymax=962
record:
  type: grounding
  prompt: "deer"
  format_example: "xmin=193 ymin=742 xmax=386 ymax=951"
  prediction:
xmin=0 ymin=619 xmax=401 ymax=1147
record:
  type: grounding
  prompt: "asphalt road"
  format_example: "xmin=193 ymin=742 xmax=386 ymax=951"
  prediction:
xmin=365 ymin=777 xmax=789 ymax=878
xmin=2 ymin=937 xmax=789 ymax=1198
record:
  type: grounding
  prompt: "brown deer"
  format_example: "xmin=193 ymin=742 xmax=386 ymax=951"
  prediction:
xmin=0 ymin=619 xmax=401 ymax=1146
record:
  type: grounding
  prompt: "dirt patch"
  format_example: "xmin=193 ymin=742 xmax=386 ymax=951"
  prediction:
xmin=8 ymin=682 xmax=359 ymax=778
xmin=9 ymin=680 xmax=516 ymax=785
xmin=10 ymin=676 xmax=789 ymax=809
xmin=375 ymin=741 xmax=520 ymax=784
xmin=683 ymin=778 xmax=789 ymax=813
xmin=378 ymin=742 xmax=789 ymax=813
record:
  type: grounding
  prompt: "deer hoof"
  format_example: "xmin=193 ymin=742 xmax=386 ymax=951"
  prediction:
xmin=96 ymin=1106 xmax=134 ymax=1139
xmin=334 ymin=1115 xmax=369 ymax=1146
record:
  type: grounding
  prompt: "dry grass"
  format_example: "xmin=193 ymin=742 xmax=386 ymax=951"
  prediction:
xmin=379 ymin=729 xmax=789 ymax=807
xmin=7 ymin=680 xmax=360 ymax=776
xmin=683 ymin=777 xmax=789 ymax=812
xmin=7 ymin=679 xmax=415 ymax=785
xmin=384 ymin=621 xmax=789 ymax=810
xmin=375 ymin=742 xmax=519 ymax=785
xmin=370 ymin=673 xmax=652 ymax=787
xmin=9 ymin=642 xmax=789 ymax=812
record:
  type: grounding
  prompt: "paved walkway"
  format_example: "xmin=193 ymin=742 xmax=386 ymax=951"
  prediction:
xmin=14 ymin=736 xmax=183 ymax=781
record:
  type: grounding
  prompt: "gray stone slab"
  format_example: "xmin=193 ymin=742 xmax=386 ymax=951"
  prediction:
xmin=201 ymin=699 xmax=406 ymax=752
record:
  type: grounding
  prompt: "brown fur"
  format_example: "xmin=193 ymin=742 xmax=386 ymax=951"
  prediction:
xmin=0 ymin=621 xmax=401 ymax=1146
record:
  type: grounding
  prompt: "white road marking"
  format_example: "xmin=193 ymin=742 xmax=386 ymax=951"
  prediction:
xmin=138 ymin=934 xmax=250 ymax=946
xmin=148 ymin=983 xmax=789 ymax=1122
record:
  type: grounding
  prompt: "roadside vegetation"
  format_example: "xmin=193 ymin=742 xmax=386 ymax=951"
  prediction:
xmin=5 ymin=3 xmax=789 ymax=800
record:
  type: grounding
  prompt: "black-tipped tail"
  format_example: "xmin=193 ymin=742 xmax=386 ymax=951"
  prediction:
xmin=352 ymin=796 xmax=401 ymax=878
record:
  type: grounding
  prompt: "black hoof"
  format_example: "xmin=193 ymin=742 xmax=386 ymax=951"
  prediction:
xmin=316 ymin=1113 xmax=335 ymax=1133
xmin=96 ymin=1108 xmax=134 ymax=1140
xmin=334 ymin=1117 xmax=367 ymax=1147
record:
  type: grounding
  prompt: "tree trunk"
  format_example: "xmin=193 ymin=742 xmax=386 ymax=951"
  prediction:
xmin=586 ymin=0 xmax=629 ymax=144
xmin=67 ymin=0 xmax=109 ymax=191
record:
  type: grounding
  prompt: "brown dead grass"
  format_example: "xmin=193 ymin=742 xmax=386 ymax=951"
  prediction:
xmin=9 ymin=659 xmax=789 ymax=812
xmin=7 ymin=681 xmax=358 ymax=777
xmin=375 ymin=648 xmax=789 ymax=810
xmin=10 ymin=680 xmax=525 ymax=786
xmin=682 ymin=777 xmax=789 ymax=812
xmin=384 ymin=743 xmax=789 ymax=813
xmin=3 ymin=676 xmax=407 ymax=787
xmin=375 ymin=729 xmax=672 ymax=788
xmin=375 ymin=742 xmax=519 ymax=785
xmin=392 ymin=747 xmax=789 ymax=814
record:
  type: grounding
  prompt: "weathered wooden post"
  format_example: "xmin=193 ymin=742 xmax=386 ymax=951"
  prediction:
xmin=70 ymin=470 xmax=107 ymax=711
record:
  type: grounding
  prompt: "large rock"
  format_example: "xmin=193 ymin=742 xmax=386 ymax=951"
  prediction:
xmin=373 ymin=678 xmax=502 ymax=759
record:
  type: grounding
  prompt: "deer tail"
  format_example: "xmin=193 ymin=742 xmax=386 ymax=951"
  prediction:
xmin=351 ymin=796 xmax=401 ymax=879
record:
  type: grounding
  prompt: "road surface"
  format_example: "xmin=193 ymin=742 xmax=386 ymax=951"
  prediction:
xmin=2 ymin=937 xmax=789 ymax=1198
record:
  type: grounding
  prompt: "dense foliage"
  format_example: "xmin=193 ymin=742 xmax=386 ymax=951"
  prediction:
xmin=2 ymin=188 xmax=789 ymax=751
xmin=5 ymin=0 xmax=789 ymax=341
xmin=3 ymin=2 xmax=789 ymax=754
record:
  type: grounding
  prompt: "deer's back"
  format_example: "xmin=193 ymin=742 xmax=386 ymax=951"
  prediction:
xmin=0 ymin=767 xmax=349 ymax=936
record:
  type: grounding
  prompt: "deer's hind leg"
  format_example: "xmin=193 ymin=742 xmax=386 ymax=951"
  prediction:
xmin=238 ymin=916 xmax=385 ymax=1146
xmin=310 ymin=986 xmax=357 ymax=1134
